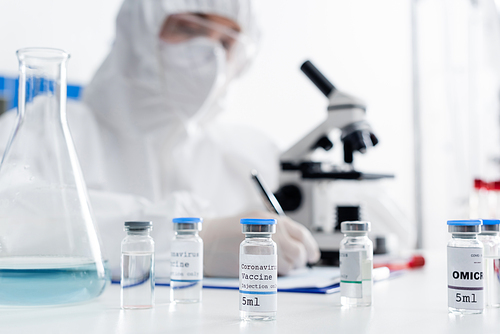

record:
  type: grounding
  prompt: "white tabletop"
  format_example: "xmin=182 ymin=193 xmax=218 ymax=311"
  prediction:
xmin=1 ymin=252 xmax=499 ymax=334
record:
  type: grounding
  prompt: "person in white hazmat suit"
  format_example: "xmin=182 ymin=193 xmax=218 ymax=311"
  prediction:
xmin=0 ymin=0 xmax=320 ymax=279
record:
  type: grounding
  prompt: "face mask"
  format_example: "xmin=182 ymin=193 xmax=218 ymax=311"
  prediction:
xmin=159 ymin=37 xmax=227 ymax=123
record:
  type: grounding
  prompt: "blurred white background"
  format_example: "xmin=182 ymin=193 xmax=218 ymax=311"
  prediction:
xmin=2 ymin=0 xmax=500 ymax=250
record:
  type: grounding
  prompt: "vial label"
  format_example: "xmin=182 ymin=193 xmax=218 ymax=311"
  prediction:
xmin=340 ymin=249 xmax=371 ymax=298
xmin=239 ymin=254 xmax=277 ymax=313
xmin=170 ymin=241 xmax=203 ymax=282
xmin=447 ymin=246 xmax=484 ymax=310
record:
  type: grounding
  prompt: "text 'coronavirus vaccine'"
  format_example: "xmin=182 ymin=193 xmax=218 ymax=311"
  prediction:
xmin=239 ymin=218 xmax=277 ymax=321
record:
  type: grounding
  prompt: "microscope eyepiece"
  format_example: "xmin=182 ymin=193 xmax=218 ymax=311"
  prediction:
xmin=300 ymin=60 xmax=336 ymax=97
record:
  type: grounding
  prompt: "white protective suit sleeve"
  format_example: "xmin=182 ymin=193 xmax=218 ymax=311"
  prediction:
xmin=201 ymin=211 xmax=321 ymax=277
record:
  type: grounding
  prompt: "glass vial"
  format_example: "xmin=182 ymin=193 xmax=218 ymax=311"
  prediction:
xmin=479 ymin=219 xmax=500 ymax=307
xmin=239 ymin=218 xmax=277 ymax=321
xmin=447 ymin=219 xmax=484 ymax=314
xmin=340 ymin=221 xmax=373 ymax=307
xmin=121 ymin=221 xmax=155 ymax=309
xmin=170 ymin=217 xmax=203 ymax=303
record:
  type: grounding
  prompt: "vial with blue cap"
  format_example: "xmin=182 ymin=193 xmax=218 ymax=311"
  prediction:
xmin=479 ymin=219 xmax=500 ymax=307
xmin=170 ymin=217 xmax=203 ymax=303
xmin=121 ymin=221 xmax=155 ymax=309
xmin=447 ymin=219 xmax=484 ymax=314
xmin=239 ymin=218 xmax=277 ymax=321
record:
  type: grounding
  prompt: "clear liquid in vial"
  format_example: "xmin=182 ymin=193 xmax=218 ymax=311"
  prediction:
xmin=121 ymin=252 xmax=154 ymax=309
xmin=340 ymin=251 xmax=372 ymax=307
xmin=170 ymin=280 xmax=202 ymax=303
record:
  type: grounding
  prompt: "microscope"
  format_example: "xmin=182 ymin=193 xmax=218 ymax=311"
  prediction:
xmin=275 ymin=61 xmax=394 ymax=262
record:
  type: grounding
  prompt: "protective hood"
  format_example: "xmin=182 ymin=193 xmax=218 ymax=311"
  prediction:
xmin=83 ymin=0 xmax=258 ymax=135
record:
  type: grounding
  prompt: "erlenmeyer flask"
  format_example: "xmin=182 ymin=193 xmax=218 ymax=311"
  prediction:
xmin=0 ymin=48 xmax=109 ymax=306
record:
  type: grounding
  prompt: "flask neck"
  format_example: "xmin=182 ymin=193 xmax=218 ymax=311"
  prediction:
xmin=17 ymin=48 xmax=69 ymax=121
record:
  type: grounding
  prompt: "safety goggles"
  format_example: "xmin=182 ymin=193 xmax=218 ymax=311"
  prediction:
xmin=159 ymin=13 xmax=255 ymax=74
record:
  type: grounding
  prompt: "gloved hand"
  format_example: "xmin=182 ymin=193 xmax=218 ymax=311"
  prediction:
xmin=201 ymin=211 xmax=320 ymax=277
xmin=273 ymin=213 xmax=321 ymax=275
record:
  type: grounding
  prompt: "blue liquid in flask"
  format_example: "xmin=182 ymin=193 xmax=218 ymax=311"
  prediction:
xmin=0 ymin=256 xmax=109 ymax=306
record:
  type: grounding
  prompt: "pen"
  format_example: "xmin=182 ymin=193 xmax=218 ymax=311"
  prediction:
xmin=250 ymin=170 xmax=315 ymax=268
xmin=250 ymin=169 xmax=285 ymax=216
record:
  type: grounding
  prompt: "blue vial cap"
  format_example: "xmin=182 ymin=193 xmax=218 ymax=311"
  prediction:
xmin=447 ymin=219 xmax=481 ymax=226
xmin=482 ymin=219 xmax=500 ymax=225
xmin=172 ymin=217 xmax=203 ymax=224
xmin=240 ymin=218 xmax=277 ymax=225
